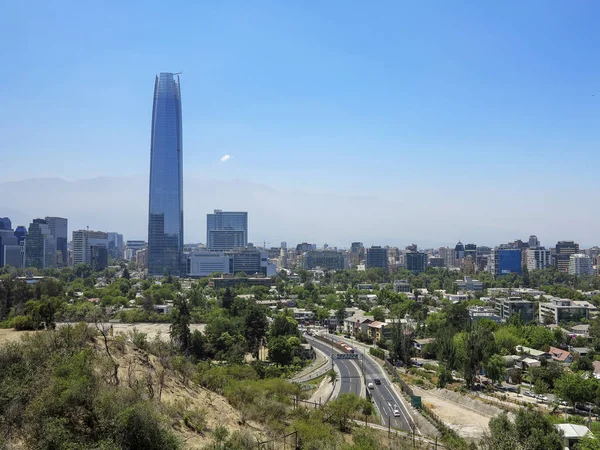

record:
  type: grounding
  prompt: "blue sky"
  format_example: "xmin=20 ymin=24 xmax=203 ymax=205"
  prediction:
xmin=0 ymin=1 xmax=598 ymax=245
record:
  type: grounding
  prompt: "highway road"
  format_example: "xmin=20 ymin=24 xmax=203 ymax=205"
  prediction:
xmin=316 ymin=333 xmax=414 ymax=433
xmin=305 ymin=335 xmax=364 ymax=397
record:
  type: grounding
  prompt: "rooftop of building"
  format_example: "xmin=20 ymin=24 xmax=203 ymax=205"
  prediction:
xmin=555 ymin=423 xmax=590 ymax=439
xmin=548 ymin=346 xmax=572 ymax=362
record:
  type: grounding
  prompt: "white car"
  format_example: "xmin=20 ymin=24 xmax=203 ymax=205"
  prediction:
xmin=393 ymin=408 xmax=400 ymax=417
xmin=367 ymin=382 xmax=374 ymax=389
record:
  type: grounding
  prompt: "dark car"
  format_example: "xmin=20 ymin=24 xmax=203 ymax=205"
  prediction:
xmin=374 ymin=378 xmax=381 ymax=385
xmin=343 ymin=335 xmax=351 ymax=339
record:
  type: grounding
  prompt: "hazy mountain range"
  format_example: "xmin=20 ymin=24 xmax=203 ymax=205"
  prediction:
xmin=0 ymin=176 xmax=593 ymax=249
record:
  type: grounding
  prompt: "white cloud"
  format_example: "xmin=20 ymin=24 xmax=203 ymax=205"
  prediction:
xmin=220 ymin=154 xmax=232 ymax=163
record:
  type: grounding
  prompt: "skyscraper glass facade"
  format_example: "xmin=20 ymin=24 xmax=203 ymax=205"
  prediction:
xmin=45 ymin=217 xmax=68 ymax=267
xmin=148 ymin=73 xmax=184 ymax=276
xmin=497 ymin=249 xmax=522 ymax=275
xmin=25 ymin=219 xmax=54 ymax=269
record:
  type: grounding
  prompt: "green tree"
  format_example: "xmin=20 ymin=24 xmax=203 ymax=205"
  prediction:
xmin=222 ymin=288 xmax=234 ymax=310
xmin=170 ymin=297 xmax=191 ymax=354
xmin=554 ymin=372 xmax=589 ymax=407
xmin=485 ymin=354 xmax=506 ymax=385
xmin=370 ymin=306 xmax=386 ymax=322
xmin=494 ymin=327 xmax=521 ymax=354
xmin=575 ymin=434 xmax=600 ymax=450
xmin=243 ymin=305 xmax=268 ymax=358
xmin=463 ymin=327 xmax=484 ymax=388
xmin=323 ymin=393 xmax=371 ymax=432
xmin=533 ymin=379 xmax=550 ymax=395
xmin=122 ymin=267 xmax=130 ymax=280
xmin=435 ymin=327 xmax=458 ymax=370
xmin=268 ymin=336 xmax=294 ymax=365
xmin=522 ymin=265 xmax=530 ymax=287
xmin=190 ymin=330 xmax=206 ymax=360
xmin=390 ymin=319 xmax=412 ymax=366
xmin=270 ymin=312 xmax=299 ymax=338
xmin=483 ymin=410 xmax=562 ymax=450
xmin=335 ymin=305 xmax=346 ymax=331
xmin=572 ymin=356 xmax=594 ymax=372
xmin=25 ymin=297 xmax=62 ymax=329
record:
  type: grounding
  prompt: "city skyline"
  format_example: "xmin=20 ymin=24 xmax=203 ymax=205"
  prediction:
xmin=1 ymin=174 xmax=599 ymax=249
xmin=1 ymin=3 xmax=599 ymax=243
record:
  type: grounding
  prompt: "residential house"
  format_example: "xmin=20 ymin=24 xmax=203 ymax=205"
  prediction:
xmin=367 ymin=321 xmax=390 ymax=342
xmin=343 ymin=314 xmax=373 ymax=335
xmin=570 ymin=324 xmax=590 ymax=337
xmin=292 ymin=308 xmax=315 ymax=322
xmin=413 ymin=338 xmax=434 ymax=352
xmin=358 ymin=294 xmax=378 ymax=303
xmin=570 ymin=347 xmax=591 ymax=358
xmin=515 ymin=345 xmax=552 ymax=361
xmin=548 ymin=346 xmax=573 ymax=363
xmin=517 ymin=357 xmax=541 ymax=370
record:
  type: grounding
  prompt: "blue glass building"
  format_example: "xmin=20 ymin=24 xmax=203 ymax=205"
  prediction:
xmin=494 ymin=248 xmax=522 ymax=276
xmin=148 ymin=73 xmax=184 ymax=276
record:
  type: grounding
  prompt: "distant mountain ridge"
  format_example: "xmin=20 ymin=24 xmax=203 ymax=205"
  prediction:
xmin=0 ymin=176 xmax=396 ymax=247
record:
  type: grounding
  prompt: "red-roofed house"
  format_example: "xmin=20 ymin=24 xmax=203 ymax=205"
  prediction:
xmin=549 ymin=346 xmax=573 ymax=363
xmin=368 ymin=321 xmax=390 ymax=342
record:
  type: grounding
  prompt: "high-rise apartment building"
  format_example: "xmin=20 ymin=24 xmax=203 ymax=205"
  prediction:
xmin=72 ymin=230 xmax=109 ymax=270
xmin=148 ymin=72 xmax=184 ymax=276
xmin=206 ymin=210 xmax=248 ymax=251
xmin=526 ymin=247 xmax=552 ymax=271
xmin=569 ymin=254 xmax=594 ymax=276
xmin=25 ymin=219 xmax=55 ymax=269
xmin=554 ymin=241 xmax=579 ymax=273
xmin=439 ymin=247 xmax=454 ymax=268
xmin=366 ymin=246 xmax=388 ymax=270
xmin=45 ymin=217 xmax=68 ymax=267
xmin=406 ymin=252 xmax=426 ymax=273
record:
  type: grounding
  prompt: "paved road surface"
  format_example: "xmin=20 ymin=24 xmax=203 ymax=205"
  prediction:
xmin=317 ymin=333 xmax=414 ymax=432
xmin=305 ymin=335 xmax=363 ymax=397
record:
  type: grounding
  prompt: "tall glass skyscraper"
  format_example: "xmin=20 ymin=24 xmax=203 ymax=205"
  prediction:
xmin=148 ymin=73 xmax=184 ymax=276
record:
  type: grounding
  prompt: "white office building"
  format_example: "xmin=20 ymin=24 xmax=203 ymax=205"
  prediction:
xmin=569 ymin=254 xmax=594 ymax=276
xmin=72 ymin=230 xmax=109 ymax=268
xmin=186 ymin=251 xmax=231 ymax=277
xmin=455 ymin=276 xmax=484 ymax=292
xmin=526 ymin=247 xmax=552 ymax=271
